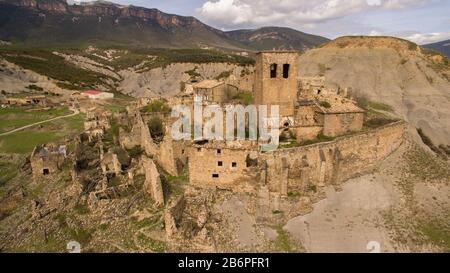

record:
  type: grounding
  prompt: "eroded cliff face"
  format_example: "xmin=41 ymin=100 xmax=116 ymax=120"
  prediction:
xmin=0 ymin=0 xmax=204 ymax=27
xmin=0 ymin=58 xmax=65 ymax=94
xmin=1 ymin=0 xmax=67 ymax=11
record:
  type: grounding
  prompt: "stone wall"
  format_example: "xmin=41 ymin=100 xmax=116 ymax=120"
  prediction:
xmin=138 ymin=112 xmax=159 ymax=156
xmin=187 ymin=121 xmax=405 ymax=194
xmin=263 ymin=121 xmax=405 ymax=193
xmin=321 ymin=112 xmax=364 ymax=137
xmin=157 ymin=132 xmax=179 ymax=176
xmin=142 ymin=157 xmax=165 ymax=206
xmin=164 ymin=195 xmax=186 ymax=237
xmin=295 ymin=126 xmax=323 ymax=142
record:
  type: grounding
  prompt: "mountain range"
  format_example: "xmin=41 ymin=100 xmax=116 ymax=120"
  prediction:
xmin=424 ymin=39 xmax=450 ymax=58
xmin=0 ymin=0 xmax=329 ymax=51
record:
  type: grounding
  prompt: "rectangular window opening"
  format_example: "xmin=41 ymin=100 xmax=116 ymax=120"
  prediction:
xmin=232 ymin=162 xmax=237 ymax=168
xmin=270 ymin=64 xmax=277 ymax=78
xmin=218 ymin=161 xmax=223 ymax=166
xmin=212 ymin=173 xmax=219 ymax=178
xmin=283 ymin=64 xmax=290 ymax=78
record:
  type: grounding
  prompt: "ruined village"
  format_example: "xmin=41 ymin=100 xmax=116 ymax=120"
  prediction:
xmin=1 ymin=50 xmax=414 ymax=253
xmin=0 ymin=0 xmax=449 ymax=254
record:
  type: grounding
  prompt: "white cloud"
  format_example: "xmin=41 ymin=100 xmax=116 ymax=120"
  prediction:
xmin=402 ymin=32 xmax=450 ymax=44
xmin=369 ymin=30 xmax=382 ymax=36
xmin=197 ymin=0 xmax=429 ymax=29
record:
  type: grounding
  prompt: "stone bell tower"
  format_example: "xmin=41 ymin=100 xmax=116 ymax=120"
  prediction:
xmin=253 ymin=51 xmax=299 ymax=119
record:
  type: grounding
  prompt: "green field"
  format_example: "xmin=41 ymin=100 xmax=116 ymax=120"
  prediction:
xmin=0 ymin=106 xmax=72 ymax=134
xmin=0 ymin=113 xmax=85 ymax=154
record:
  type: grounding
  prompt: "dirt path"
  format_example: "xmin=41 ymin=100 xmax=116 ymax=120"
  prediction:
xmin=0 ymin=108 xmax=80 ymax=136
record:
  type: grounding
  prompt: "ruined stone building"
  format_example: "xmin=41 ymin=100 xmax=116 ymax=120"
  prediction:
xmin=188 ymin=140 xmax=259 ymax=188
xmin=84 ymin=109 xmax=111 ymax=140
xmin=314 ymin=96 xmax=365 ymax=137
xmin=298 ymin=76 xmax=327 ymax=98
xmin=193 ymin=79 xmax=239 ymax=103
xmin=30 ymin=144 xmax=67 ymax=180
xmin=100 ymin=152 xmax=122 ymax=176
xmin=3 ymin=95 xmax=50 ymax=107
xmin=118 ymin=108 xmax=187 ymax=177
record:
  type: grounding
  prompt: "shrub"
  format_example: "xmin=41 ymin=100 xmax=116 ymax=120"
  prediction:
xmin=232 ymin=91 xmax=253 ymax=105
xmin=307 ymin=184 xmax=317 ymax=193
xmin=73 ymin=203 xmax=90 ymax=215
xmin=318 ymin=63 xmax=330 ymax=75
xmin=317 ymin=132 xmax=334 ymax=142
xmin=417 ymin=128 xmax=444 ymax=156
xmin=127 ymin=146 xmax=144 ymax=158
xmin=408 ymin=42 xmax=418 ymax=51
xmin=27 ymin=84 xmax=43 ymax=91
xmin=439 ymin=145 xmax=450 ymax=157
xmin=148 ymin=117 xmax=164 ymax=143
xmin=365 ymin=118 xmax=395 ymax=128
xmin=287 ymin=191 xmax=300 ymax=199
xmin=215 ymin=70 xmax=232 ymax=80
xmin=350 ymin=91 xmax=369 ymax=109
xmin=143 ymin=100 xmax=171 ymax=113
xmin=319 ymin=101 xmax=331 ymax=108
xmin=368 ymin=101 xmax=393 ymax=112
xmin=185 ymin=67 xmax=201 ymax=78
xmin=113 ymin=147 xmax=131 ymax=168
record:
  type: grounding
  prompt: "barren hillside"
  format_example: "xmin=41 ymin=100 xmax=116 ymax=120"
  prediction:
xmin=298 ymin=36 xmax=450 ymax=146
xmin=118 ymin=63 xmax=254 ymax=98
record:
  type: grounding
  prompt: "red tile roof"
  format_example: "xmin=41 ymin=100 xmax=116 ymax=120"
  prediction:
xmin=83 ymin=90 xmax=101 ymax=95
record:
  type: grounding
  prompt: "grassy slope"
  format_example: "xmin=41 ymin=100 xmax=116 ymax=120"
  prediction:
xmin=0 ymin=106 xmax=71 ymax=133
xmin=0 ymin=113 xmax=85 ymax=154
xmin=0 ymin=46 xmax=255 ymax=91
xmin=81 ymin=47 xmax=255 ymax=70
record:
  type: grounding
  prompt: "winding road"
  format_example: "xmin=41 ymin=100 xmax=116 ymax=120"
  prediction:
xmin=0 ymin=108 xmax=80 ymax=136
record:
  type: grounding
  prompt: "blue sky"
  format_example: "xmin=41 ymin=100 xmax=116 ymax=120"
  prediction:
xmin=79 ymin=0 xmax=450 ymax=44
